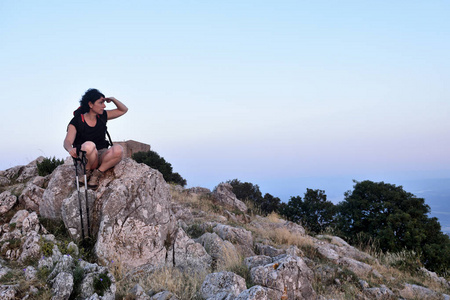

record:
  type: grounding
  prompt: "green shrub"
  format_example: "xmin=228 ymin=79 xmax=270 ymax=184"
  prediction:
xmin=37 ymin=157 xmax=64 ymax=176
xmin=93 ymin=272 xmax=112 ymax=296
xmin=132 ymin=150 xmax=187 ymax=186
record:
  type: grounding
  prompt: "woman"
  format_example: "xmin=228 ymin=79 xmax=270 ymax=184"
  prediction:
xmin=63 ymin=88 xmax=128 ymax=188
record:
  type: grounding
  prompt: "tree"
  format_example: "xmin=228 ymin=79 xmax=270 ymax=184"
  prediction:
xmin=280 ymin=189 xmax=336 ymax=234
xmin=132 ymin=151 xmax=187 ymax=187
xmin=227 ymin=179 xmax=280 ymax=215
xmin=336 ymin=180 xmax=450 ymax=274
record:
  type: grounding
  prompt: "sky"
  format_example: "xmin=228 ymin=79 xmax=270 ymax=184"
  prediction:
xmin=1 ymin=1 xmax=449 ymax=228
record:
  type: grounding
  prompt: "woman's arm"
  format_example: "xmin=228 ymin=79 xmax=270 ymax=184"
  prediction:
xmin=105 ymin=97 xmax=128 ymax=120
xmin=63 ymin=124 xmax=78 ymax=158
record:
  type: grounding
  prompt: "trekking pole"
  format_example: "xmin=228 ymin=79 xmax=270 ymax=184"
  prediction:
xmin=80 ymin=151 xmax=91 ymax=238
xmin=73 ymin=156 xmax=85 ymax=240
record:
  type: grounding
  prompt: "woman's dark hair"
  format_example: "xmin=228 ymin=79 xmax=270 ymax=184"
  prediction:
xmin=74 ymin=88 xmax=105 ymax=116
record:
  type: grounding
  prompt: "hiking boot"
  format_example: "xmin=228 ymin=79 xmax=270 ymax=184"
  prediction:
xmin=88 ymin=169 xmax=104 ymax=188
xmin=76 ymin=166 xmax=91 ymax=185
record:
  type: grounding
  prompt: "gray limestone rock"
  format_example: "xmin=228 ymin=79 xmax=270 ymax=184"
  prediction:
xmin=50 ymin=271 xmax=74 ymax=300
xmin=213 ymin=183 xmax=247 ymax=213
xmin=250 ymin=255 xmax=316 ymax=300
xmin=0 ymin=191 xmax=17 ymax=215
xmin=200 ymin=271 xmax=247 ymax=300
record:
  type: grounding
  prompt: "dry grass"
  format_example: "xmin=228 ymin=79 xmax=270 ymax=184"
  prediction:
xmin=169 ymin=186 xmax=223 ymax=219
xmin=266 ymin=212 xmax=284 ymax=223
xmin=135 ymin=267 xmax=206 ymax=300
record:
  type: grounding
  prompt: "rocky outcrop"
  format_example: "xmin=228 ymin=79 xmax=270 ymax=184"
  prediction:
xmin=1 ymin=157 xmax=449 ymax=300
xmin=0 ymin=157 xmax=43 ymax=186
xmin=213 ymin=183 xmax=247 ymax=213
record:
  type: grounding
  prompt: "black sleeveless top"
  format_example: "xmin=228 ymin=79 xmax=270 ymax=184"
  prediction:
xmin=68 ymin=111 xmax=109 ymax=150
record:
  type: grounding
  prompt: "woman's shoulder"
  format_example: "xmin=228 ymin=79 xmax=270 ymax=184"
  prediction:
xmin=69 ymin=114 xmax=82 ymax=127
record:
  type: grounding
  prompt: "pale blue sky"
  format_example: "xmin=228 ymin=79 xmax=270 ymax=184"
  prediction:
xmin=1 ymin=1 xmax=449 ymax=206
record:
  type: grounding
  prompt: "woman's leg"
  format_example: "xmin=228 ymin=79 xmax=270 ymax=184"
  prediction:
xmin=97 ymin=145 xmax=124 ymax=172
xmin=80 ymin=141 xmax=99 ymax=170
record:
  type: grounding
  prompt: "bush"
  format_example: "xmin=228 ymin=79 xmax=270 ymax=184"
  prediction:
xmin=37 ymin=157 xmax=64 ymax=176
xmin=227 ymin=179 xmax=280 ymax=215
xmin=132 ymin=151 xmax=187 ymax=187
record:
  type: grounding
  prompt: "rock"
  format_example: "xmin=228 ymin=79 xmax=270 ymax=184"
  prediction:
xmin=1 ymin=157 xmax=42 ymax=184
xmin=67 ymin=242 xmax=79 ymax=256
xmin=38 ymin=255 xmax=54 ymax=270
xmin=314 ymin=241 xmax=340 ymax=262
xmin=420 ymin=267 xmax=450 ymax=287
xmin=24 ymin=266 xmax=37 ymax=281
xmin=200 ymin=271 xmax=247 ymax=300
xmin=94 ymin=159 xmax=178 ymax=272
xmin=150 ymin=291 xmax=180 ymax=300
xmin=255 ymin=243 xmax=284 ymax=257
xmin=18 ymin=231 xmax=41 ymax=262
xmin=0 ymin=262 xmax=12 ymax=280
xmin=236 ymin=285 xmax=282 ymax=300
xmin=197 ymin=232 xmax=240 ymax=271
xmin=338 ymin=257 xmax=375 ymax=278
xmin=50 ymin=271 xmax=74 ymax=300
xmin=79 ymin=268 xmax=116 ymax=300
xmin=48 ymin=254 xmax=75 ymax=281
xmin=244 ymin=255 xmax=273 ymax=270
xmin=0 ymin=285 xmax=17 ymax=300
xmin=213 ymin=224 xmax=255 ymax=257
xmin=250 ymin=255 xmax=316 ymax=299
xmin=169 ymin=228 xmax=212 ymax=272
xmin=399 ymin=283 xmax=443 ymax=299
xmin=32 ymin=175 xmax=46 ymax=188
xmin=316 ymin=235 xmax=375 ymax=263
xmin=61 ymin=188 xmax=96 ymax=240
xmin=0 ymin=191 xmax=17 ymax=214
xmin=284 ymin=221 xmax=306 ymax=236
xmin=129 ymin=284 xmax=151 ymax=300
xmin=19 ymin=182 xmax=44 ymax=212
xmin=186 ymin=187 xmax=211 ymax=195
xmin=9 ymin=210 xmax=29 ymax=229
xmin=364 ymin=284 xmax=394 ymax=299
xmin=40 ymin=163 xmax=76 ymax=219
xmin=21 ymin=211 xmax=41 ymax=234
xmin=213 ymin=183 xmax=247 ymax=213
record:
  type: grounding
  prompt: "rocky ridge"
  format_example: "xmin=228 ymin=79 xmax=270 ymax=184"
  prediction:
xmin=0 ymin=157 xmax=448 ymax=299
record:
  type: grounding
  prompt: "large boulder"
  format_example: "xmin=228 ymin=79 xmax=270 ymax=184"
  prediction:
xmin=168 ymin=227 xmax=212 ymax=272
xmin=93 ymin=158 xmax=210 ymax=273
xmin=213 ymin=183 xmax=247 ymax=213
xmin=197 ymin=232 xmax=240 ymax=271
xmin=93 ymin=159 xmax=177 ymax=271
xmin=250 ymin=255 xmax=316 ymax=299
xmin=19 ymin=182 xmax=45 ymax=212
xmin=212 ymin=223 xmax=255 ymax=257
xmin=40 ymin=163 xmax=76 ymax=219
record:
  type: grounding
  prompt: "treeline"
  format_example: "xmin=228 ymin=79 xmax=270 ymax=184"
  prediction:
xmin=227 ymin=178 xmax=450 ymax=275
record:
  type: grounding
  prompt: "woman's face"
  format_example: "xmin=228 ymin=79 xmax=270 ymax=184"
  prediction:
xmin=90 ymin=97 xmax=106 ymax=114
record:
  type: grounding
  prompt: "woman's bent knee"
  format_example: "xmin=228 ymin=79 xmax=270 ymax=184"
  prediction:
xmin=81 ymin=141 xmax=97 ymax=154
xmin=112 ymin=145 xmax=124 ymax=159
